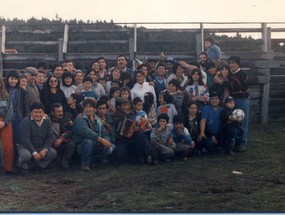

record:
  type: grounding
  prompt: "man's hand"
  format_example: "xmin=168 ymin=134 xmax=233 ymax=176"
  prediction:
xmin=38 ymin=149 xmax=47 ymax=158
xmin=33 ymin=153 xmax=42 ymax=161
xmin=198 ymin=133 xmax=206 ymax=142
xmin=54 ymin=138 xmax=63 ymax=148
xmin=212 ymin=136 xmax=218 ymax=144
xmin=98 ymin=137 xmax=112 ymax=148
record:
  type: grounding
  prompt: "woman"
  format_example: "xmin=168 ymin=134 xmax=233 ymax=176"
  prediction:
xmin=105 ymin=67 xmax=122 ymax=95
xmin=74 ymin=70 xmax=84 ymax=86
xmin=60 ymin=71 xmax=77 ymax=99
xmin=166 ymin=63 xmax=188 ymax=89
xmin=40 ymin=75 xmax=67 ymax=114
xmin=5 ymin=70 xmax=29 ymax=168
xmin=0 ymin=77 xmax=14 ymax=173
xmin=131 ymin=70 xmax=157 ymax=107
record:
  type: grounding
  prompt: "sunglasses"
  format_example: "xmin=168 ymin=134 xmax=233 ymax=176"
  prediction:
xmin=50 ymin=80 xmax=58 ymax=83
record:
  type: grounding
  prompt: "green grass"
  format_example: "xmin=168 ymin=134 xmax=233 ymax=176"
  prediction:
xmin=0 ymin=122 xmax=284 ymax=212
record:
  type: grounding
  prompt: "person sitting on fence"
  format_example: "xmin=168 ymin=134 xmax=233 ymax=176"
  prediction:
xmin=18 ymin=102 xmax=57 ymax=171
xmin=204 ymin=36 xmax=222 ymax=63
xmin=73 ymin=98 xmax=114 ymax=171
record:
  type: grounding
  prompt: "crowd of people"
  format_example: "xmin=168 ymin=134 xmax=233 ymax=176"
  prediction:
xmin=0 ymin=36 xmax=250 ymax=173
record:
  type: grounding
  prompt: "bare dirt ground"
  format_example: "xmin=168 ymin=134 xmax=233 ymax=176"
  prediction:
xmin=0 ymin=123 xmax=284 ymax=212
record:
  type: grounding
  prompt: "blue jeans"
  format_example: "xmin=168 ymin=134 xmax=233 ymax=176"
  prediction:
xmin=77 ymin=139 xmax=114 ymax=165
xmin=234 ymin=98 xmax=249 ymax=146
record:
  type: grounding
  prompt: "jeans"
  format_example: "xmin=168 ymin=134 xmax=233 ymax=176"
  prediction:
xmin=77 ymin=139 xmax=114 ymax=165
xmin=234 ymin=98 xmax=249 ymax=146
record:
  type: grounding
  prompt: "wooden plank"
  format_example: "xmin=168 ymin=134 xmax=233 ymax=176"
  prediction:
xmin=58 ymin=38 xmax=63 ymax=62
xmin=261 ymin=82 xmax=270 ymax=124
xmin=6 ymin=41 xmax=58 ymax=45
xmin=63 ymin=24 xmax=69 ymax=53
xmin=69 ymin=29 xmax=129 ymax=33
xmin=3 ymin=53 xmax=57 ymax=61
xmin=1 ymin=25 xmax=6 ymax=53
xmin=69 ymin=40 xmax=128 ymax=45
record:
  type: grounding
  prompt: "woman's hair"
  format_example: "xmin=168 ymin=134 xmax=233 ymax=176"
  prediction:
xmin=172 ymin=63 xmax=183 ymax=75
xmin=44 ymin=75 xmax=60 ymax=90
xmin=5 ymin=69 xmax=20 ymax=88
xmin=219 ymin=63 xmax=230 ymax=73
xmin=0 ymin=77 xmax=8 ymax=98
xmin=188 ymin=68 xmax=204 ymax=86
xmin=61 ymin=71 xmax=74 ymax=86
xmin=160 ymin=91 xmax=173 ymax=104
xmin=143 ymin=92 xmax=154 ymax=114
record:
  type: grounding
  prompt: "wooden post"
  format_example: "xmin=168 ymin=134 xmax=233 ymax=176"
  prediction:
xmin=0 ymin=25 xmax=6 ymax=77
xmin=260 ymin=69 xmax=270 ymax=124
xmin=267 ymin=27 xmax=271 ymax=52
xmin=129 ymin=38 xmax=135 ymax=70
xmin=200 ymin=23 xmax=204 ymax=52
xmin=133 ymin=24 xmax=137 ymax=71
xmin=196 ymin=34 xmax=202 ymax=57
xmin=63 ymin=24 xmax=69 ymax=53
xmin=58 ymin=38 xmax=64 ymax=62
xmin=261 ymin=23 xmax=268 ymax=52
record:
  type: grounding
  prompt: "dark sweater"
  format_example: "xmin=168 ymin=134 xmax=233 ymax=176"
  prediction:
xmin=20 ymin=116 xmax=55 ymax=153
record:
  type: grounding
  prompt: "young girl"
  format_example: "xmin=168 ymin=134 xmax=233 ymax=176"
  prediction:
xmin=184 ymin=68 xmax=209 ymax=110
xmin=109 ymin=86 xmax=120 ymax=113
xmin=184 ymin=102 xmax=202 ymax=155
xmin=120 ymin=86 xmax=132 ymax=112
xmin=60 ymin=71 xmax=77 ymax=99
xmin=133 ymin=97 xmax=152 ymax=132
xmin=0 ymin=77 xmax=14 ymax=173
xmin=212 ymin=64 xmax=231 ymax=103
xmin=143 ymin=92 xmax=157 ymax=127
xmin=157 ymin=92 xmax=177 ymax=124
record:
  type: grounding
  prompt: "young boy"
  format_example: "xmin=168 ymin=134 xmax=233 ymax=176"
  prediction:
xmin=80 ymin=76 xmax=98 ymax=100
xmin=172 ymin=115 xmax=195 ymax=160
xmin=167 ymin=79 xmax=187 ymax=116
xmin=220 ymin=96 xmax=244 ymax=155
xmin=206 ymin=61 xmax=218 ymax=92
xmin=149 ymin=113 xmax=175 ymax=164
xmin=133 ymin=97 xmax=152 ymax=132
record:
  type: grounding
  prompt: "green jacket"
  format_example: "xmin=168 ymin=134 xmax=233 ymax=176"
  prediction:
xmin=72 ymin=112 xmax=109 ymax=144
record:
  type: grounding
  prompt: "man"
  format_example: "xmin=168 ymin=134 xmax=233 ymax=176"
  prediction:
xmin=116 ymin=55 xmax=133 ymax=76
xmin=73 ymin=98 xmax=114 ymax=171
xmin=50 ymin=103 xmax=76 ymax=168
xmin=18 ymin=102 xmax=57 ymax=171
xmin=198 ymin=92 xmax=223 ymax=154
xmin=111 ymin=98 xmax=148 ymax=162
xmin=228 ymin=56 xmax=249 ymax=151
xmin=36 ymin=70 xmax=46 ymax=92
xmin=25 ymin=67 xmax=41 ymax=107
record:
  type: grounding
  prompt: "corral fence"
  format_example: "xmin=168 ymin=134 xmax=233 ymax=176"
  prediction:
xmin=0 ymin=22 xmax=285 ymax=123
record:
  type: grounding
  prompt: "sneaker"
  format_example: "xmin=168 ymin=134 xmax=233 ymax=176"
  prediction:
xmin=80 ymin=164 xmax=90 ymax=171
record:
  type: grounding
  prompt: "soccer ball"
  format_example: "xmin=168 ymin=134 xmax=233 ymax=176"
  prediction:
xmin=231 ymin=109 xmax=245 ymax=122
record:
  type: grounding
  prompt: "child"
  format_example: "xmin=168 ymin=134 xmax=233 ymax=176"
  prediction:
xmin=157 ymin=92 xmax=177 ymax=124
xmin=80 ymin=76 xmax=98 ymax=100
xmin=220 ymin=96 xmax=244 ymax=155
xmin=109 ymin=86 xmax=120 ymax=113
xmin=120 ymin=86 xmax=132 ymax=112
xmin=149 ymin=113 xmax=175 ymax=164
xmin=184 ymin=68 xmax=209 ymax=110
xmin=143 ymin=92 xmax=157 ymax=127
xmin=172 ymin=115 xmax=195 ymax=160
xmin=97 ymin=77 xmax=107 ymax=94
xmin=133 ymin=97 xmax=152 ymax=132
xmin=154 ymin=63 xmax=167 ymax=103
xmin=206 ymin=61 xmax=218 ymax=92
xmin=167 ymin=79 xmax=187 ymax=116
xmin=184 ymin=102 xmax=202 ymax=154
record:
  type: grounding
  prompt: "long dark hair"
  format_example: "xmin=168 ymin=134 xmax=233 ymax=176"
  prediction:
xmin=5 ymin=69 xmax=20 ymax=89
xmin=143 ymin=92 xmax=154 ymax=114
xmin=0 ymin=77 xmax=8 ymax=99
xmin=188 ymin=68 xmax=204 ymax=86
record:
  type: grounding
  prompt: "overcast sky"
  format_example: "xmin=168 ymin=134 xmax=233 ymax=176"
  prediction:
xmin=1 ymin=0 xmax=285 ymax=23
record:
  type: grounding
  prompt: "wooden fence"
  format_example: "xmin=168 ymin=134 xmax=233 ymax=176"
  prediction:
xmin=0 ymin=22 xmax=285 ymax=123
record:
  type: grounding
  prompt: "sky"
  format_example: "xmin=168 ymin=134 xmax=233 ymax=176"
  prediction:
xmin=1 ymin=0 xmax=285 ymax=24
xmin=1 ymin=0 xmax=285 ymax=39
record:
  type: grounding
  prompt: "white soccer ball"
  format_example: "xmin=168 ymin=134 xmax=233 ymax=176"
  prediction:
xmin=231 ymin=109 xmax=245 ymax=122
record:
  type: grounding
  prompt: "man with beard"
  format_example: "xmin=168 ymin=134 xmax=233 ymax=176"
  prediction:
xmin=116 ymin=55 xmax=133 ymax=77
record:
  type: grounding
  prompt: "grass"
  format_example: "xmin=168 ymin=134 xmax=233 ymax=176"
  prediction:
xmin=0 ymin=122 xmax=284 ymax=212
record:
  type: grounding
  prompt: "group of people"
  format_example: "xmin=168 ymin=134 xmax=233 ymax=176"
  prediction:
xmin=0 ymin=36 xmax=250 ymax=173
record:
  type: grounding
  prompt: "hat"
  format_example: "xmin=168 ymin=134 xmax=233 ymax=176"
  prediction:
xmin=225 ymin=96 xmax=235 ymax=103
xmin=165 ymin=57 xmax=175 ymax=64
xmin=25 ymin=67 xmax=38 ymax=75
xmin=115 ymin=98 xmax=129 ymax=107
